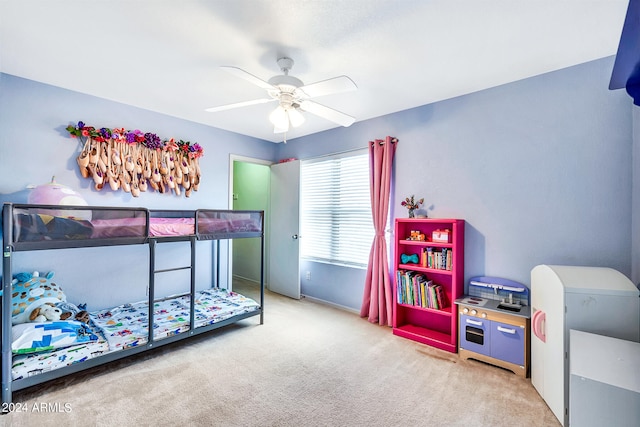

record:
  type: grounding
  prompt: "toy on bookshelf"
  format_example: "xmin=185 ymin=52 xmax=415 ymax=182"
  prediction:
xmin=431 ymin=229 xmax=451 ymax=243
xmin=406 ymin=230 xmax=426 ymax=241
xmin=401 ymin=253 xmax=419 ymax=264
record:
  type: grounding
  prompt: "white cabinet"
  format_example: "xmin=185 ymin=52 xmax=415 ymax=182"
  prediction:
xmin=530 ymin=265 xmax=640 ymax=426
xmin=570 ymin=330 xmax=640 ymax=427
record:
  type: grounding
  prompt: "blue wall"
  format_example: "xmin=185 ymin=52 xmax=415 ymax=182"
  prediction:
xmin=1 ymin=55 xmax=635 ymax=313
xmin=0 ymin=73 xmax=277 ymax=309
xmin=277 ymin=56 xmax=634 ymax=310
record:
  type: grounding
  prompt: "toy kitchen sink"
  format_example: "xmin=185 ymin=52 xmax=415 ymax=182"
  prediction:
xmin=455 ymin=276 xmax=531 ymax=377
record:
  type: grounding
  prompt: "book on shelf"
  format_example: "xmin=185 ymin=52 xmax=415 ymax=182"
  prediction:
xmin=427 ymin=283 xmax=438 ymax=309
xmin=429 ymin=283 xmax=447 ymax=309
xmin=396 ymin=269 xmax=447 ymax=310
xmin=421 ymin=247 xmax=453 ymax=271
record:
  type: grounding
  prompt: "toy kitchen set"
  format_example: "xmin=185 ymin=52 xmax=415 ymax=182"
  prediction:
xmin=455 ymin=276 xmax=531 ymax=377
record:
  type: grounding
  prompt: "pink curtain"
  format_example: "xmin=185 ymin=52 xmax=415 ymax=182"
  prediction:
xmin=360 ymin=136 xmax=397 ymax=326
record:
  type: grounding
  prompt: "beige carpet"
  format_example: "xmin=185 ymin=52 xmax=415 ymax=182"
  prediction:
xmin=4 ymin=281 xmax=559 ymax=427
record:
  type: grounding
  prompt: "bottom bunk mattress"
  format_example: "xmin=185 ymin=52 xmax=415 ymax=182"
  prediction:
xmin=89 ymin=288 xmax=260 ymax=350
xmin=12 ymin=289 xmax=259 ymax=380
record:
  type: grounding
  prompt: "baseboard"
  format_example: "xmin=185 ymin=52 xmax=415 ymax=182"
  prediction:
xmin=232 ymin=274 xmax=260 ymax=285
xmin=233 ymin=274 xmax=359 ymax=315
xmin=301 ymin=294 xmax=360 ymax=315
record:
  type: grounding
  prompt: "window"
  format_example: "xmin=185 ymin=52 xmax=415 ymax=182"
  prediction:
xmin=300 ymin=151 xmax=373 ymax=268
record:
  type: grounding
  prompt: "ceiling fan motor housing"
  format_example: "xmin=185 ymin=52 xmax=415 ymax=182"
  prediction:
xmin=268 ymin=75 xmax=304 ymax=91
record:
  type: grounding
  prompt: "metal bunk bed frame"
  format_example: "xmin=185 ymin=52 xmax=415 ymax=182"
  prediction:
xmin=1 ymin=203 xmax=264 ymax=406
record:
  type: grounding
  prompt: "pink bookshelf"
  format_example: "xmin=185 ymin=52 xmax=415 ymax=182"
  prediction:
xmin=393 ymin=218 xmax=465 ymax=353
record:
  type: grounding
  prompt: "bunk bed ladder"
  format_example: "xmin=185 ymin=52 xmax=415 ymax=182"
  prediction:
xmin=147 ymin=235 xmax=197 ymax=347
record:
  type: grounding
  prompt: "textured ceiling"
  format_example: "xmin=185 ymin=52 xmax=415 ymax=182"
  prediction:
xmin=0 ymin=0 xmax=629 ymax=142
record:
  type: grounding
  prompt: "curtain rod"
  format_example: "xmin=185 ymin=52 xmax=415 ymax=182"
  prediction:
xmin=372 ymin=137 xmax=398 ymax=145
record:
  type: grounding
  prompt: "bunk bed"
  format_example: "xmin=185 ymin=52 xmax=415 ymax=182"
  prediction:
xmin=1 ymin=203 xmax=264 ymax=406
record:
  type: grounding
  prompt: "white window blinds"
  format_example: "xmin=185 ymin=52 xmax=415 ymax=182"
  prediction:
xmin=300 ymin=152 xmax=373 ymax=268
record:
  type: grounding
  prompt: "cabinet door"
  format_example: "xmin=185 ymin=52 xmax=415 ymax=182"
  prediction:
xmin=490 ymin=320 xmax=525 ymax=365
xmin=459 ymin=314 xmax=491 ymax=356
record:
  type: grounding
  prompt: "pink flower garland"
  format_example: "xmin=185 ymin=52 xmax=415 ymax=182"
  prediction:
xmin=66 ymin=121 xmax=204 ymax=158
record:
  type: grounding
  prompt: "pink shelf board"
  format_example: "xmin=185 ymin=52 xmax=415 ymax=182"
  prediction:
xmin=396 ymin=303 xmax=453 ymax=317
xmin=393 ymin=324 xmax=457 ymax=353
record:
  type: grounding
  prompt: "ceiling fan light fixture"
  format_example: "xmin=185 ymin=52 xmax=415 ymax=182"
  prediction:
xmin=288 ymin=107 xmax=305 ymax=128
xmin=270 ymin=101 xmax=305 ymax=131
xmin=269 ymin=105 xmax=289 ymax=129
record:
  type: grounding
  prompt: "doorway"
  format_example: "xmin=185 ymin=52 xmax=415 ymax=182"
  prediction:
xmin=229 ymin=155 xmax=271 ymax=293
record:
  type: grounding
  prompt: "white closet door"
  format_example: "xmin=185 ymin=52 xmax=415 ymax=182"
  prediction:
xmin=268 ymin=160 xmax=300 ymax=299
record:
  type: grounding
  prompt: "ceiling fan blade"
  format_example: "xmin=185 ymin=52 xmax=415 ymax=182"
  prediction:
xmin=299 ymin=100 xmax=355 ymax=127
xmin=205 ymin=98 xmax=274 ymax=113
xmin=221 ymin=66 xmax=276 ymax=91
xmin=298 ymin=76 xmax=357 ymax=98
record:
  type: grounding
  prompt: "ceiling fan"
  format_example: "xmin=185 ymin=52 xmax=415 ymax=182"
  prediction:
xmin=205 ymin=57 xmax=357 ymax=133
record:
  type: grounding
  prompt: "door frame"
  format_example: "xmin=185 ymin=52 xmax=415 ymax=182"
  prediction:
xmin=228 ymin=154 xmax=273 ymax=289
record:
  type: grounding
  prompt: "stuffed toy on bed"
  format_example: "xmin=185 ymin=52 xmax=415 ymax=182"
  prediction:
xmin=29 ymin=303 xmax=63 ymax=322
xmin=11 ymin=271 xmax=67 ymax=325
xmin=57 ymin=301 xmax=90 ymax=324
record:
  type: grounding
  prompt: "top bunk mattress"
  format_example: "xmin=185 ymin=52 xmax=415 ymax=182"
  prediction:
xmin=3 ymin=204 xmax=263 ymax=249
xmin=90 ymin=215 xmax=262 ymax=238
